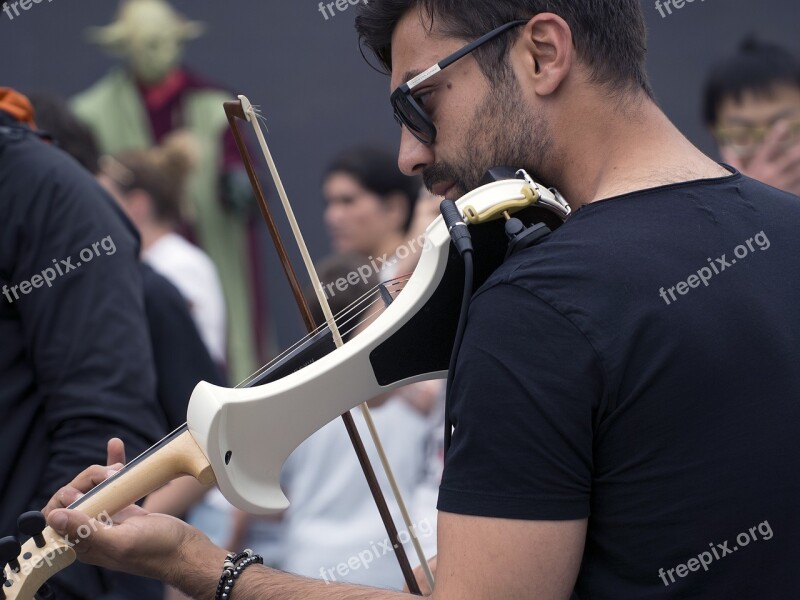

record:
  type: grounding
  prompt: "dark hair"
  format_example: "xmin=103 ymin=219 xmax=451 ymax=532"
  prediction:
xmin=355 ymin=0 xmax=653 ymax=98
xmin=27 ymin=93 xmax=101 ymax=174
xmin=324 ymin=146 xmax=421 ymax=233
xmin=108 ymin=133 xmax=196 ymax=224
xmin=703 ymin=37 xmax=800 ymax=127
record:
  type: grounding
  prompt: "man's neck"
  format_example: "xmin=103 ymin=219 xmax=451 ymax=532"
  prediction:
xmin=553 ymin=96 xmax=730 ymax=209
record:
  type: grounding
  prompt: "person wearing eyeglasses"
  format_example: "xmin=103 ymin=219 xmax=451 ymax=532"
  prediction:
xmin=43 ymin=2 xmax=800 ymax=600
xmin=704 ymin=37 xmax=800 ymax=197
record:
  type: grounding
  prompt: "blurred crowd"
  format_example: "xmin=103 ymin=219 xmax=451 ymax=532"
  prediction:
xmin=1 ymin=0 xmax=798 ymax=599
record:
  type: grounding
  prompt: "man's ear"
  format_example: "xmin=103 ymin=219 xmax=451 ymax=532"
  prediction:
xmin=515 ymin=13 xmax=574 ymax=96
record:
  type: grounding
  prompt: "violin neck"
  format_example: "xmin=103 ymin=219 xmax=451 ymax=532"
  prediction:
xmin=70 ymin=426 xmax=215 ymax=518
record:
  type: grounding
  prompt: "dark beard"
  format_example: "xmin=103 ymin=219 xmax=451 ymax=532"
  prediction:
xmin=423 ymin=75 xmax=552 ymax=199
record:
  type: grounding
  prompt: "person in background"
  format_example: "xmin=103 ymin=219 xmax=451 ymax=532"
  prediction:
xmin=0 ymin=88 xmax=165 ymax=600
xmin=274 ymin=253 xmax=432 ymax=589
xmin=323 ymin=146 xmax=422 ymax=281
xmin=72 ymin=0 xmax=265 ymax=383
xmin=30 ymin=94 xmax=231 ymax=600
xmin=231 ymin=152 xmax=444 ymax=586
xmin=704 ymin=37 xmax=800 ymax=196
xmin=262 ymin=148 xmax=442 ymax=588
xmin=100 ymin=136 xmax=228 ymax=369
xmin=30 ymin=93 xmax=227 ymax=431
xmin=98 ymin=140 xmax=249 ymax=570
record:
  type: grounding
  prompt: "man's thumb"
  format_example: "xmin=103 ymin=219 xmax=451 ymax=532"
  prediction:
xmin=48 ymin=510 xmax=70 ymax=534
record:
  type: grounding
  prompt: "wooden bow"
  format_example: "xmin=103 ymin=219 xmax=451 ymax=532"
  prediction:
xmin=223 ymin=95 xmax=433 ymax=594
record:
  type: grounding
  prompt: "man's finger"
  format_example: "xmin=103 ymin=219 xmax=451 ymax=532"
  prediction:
xmin=107 ymin=438 xmax=126 ymax=467
xmin=42 ymin=486 xmax=84 ymax=517
xmin=65 ymin=464 xmax=122 ymax=497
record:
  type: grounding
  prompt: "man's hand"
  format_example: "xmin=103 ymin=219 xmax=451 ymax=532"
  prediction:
xmin=43 ymin=439 xmax=227 ymax=586
xmin=723 ymin=120 xmax=800 ymax=196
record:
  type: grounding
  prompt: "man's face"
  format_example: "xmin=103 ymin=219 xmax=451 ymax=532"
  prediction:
xmin=123 ymin=3 xmax=184 ymax=84
xmin=390 ymin=11 xmax=552 ymax=200
xmin=714 ymin=84 xmax=800 ymax=166
xmin=323 ymin=173 xmax=403 ymax=256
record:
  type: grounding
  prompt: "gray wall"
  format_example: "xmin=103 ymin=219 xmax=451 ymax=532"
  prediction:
xmin=1 ymin=0 xmax=798 ymax=344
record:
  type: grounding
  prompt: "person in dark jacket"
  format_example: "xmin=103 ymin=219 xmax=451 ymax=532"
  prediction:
xmin=0 ymin=87 xmax=166 ymax=599
xmin=28 ymin=92 xmax=228 ymax=432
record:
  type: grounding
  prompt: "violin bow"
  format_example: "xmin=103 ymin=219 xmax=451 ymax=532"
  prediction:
xmin=223 ymin=95 xmax=434 ymax=594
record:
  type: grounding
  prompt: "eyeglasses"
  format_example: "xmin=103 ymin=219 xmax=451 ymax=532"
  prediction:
xmin=714 ymin=117 xmax=800 ymax=158
xmin=390 ymin=19 xmax=529 ymax=145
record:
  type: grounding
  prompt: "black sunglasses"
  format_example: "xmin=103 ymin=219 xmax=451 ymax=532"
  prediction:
xmin=390 ymin=19 xmax=529 ymax=145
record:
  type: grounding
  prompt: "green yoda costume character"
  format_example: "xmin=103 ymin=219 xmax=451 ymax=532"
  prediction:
xmin=72 ymin=0 xmax=263 ymax=382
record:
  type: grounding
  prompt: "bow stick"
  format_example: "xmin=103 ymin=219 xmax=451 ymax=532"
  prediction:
xmin=223 ymin=95 xmax=433 ymax=593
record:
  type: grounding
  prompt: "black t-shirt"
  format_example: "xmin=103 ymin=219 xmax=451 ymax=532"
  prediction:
xmin=438 ymin=170 xmax=800 ymax=599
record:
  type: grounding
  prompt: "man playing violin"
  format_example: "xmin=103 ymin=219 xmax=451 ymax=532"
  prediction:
xmin=43 ymin=1 xmax=800 ymax=599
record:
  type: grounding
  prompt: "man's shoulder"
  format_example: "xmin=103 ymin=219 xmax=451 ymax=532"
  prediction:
xmin=476 ymin=172 xmax=800 ymax=305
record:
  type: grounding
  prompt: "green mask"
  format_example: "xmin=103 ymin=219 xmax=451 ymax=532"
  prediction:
xmin=86 ymin=0 xmax=204 ymax=84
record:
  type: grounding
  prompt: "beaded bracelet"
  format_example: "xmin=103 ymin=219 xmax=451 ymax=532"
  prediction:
xmin=214 ymin=549 xmax=264 ymax=600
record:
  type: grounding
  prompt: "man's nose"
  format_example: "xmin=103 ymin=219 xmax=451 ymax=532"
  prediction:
xmin=397 ymin=127 xmax=434 ymax=176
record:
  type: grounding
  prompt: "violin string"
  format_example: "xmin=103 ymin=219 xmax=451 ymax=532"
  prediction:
xmin=235 ymin=296 xmax=380 ymax=389
xmin=260 ymin=272 xmax=409 ymax=367
xmin=235 ymin=274 xmax=409 ymax=389
xmin=234 ymin=275 xmax=411 ymax=389
xmin=234 ymin=287 xmax=386 ymax=388
xmin=235 ymin=283 xmax=389 ymax=388
xmin=335 ymin=303 xmax=388 ymax=341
